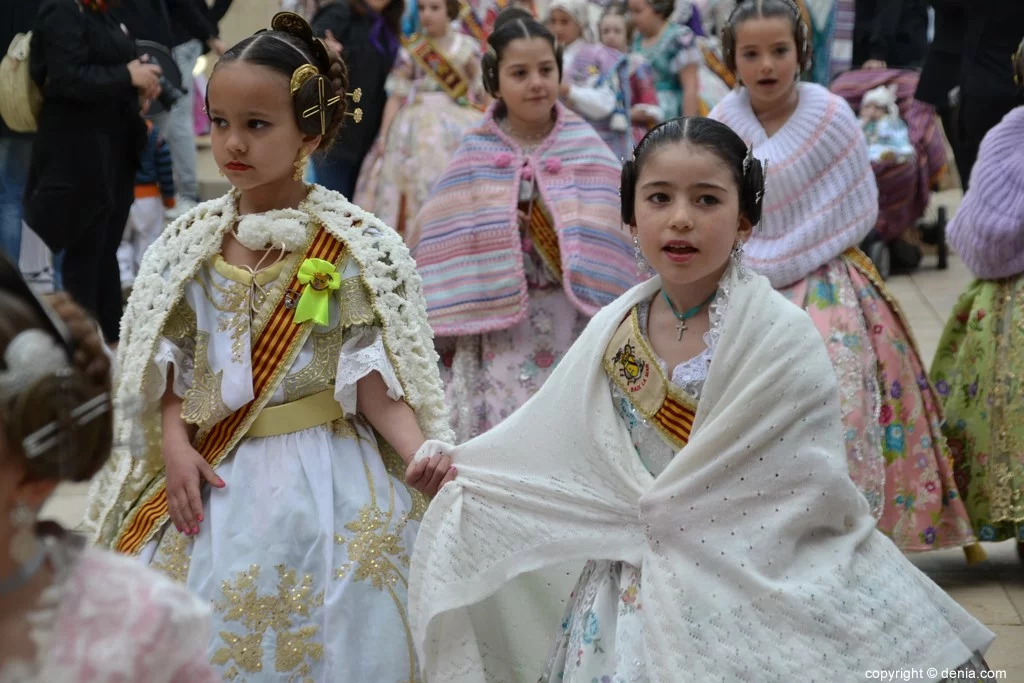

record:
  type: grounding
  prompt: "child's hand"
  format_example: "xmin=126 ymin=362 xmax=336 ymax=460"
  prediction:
xmin=164 ymin=439 xmax=224 ymax=536
xmin=405 ymin=442 xmax=457 ymax=497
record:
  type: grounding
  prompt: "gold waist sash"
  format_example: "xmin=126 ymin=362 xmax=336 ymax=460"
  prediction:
xmin=245 ymin=389 xmax=344 ymax=438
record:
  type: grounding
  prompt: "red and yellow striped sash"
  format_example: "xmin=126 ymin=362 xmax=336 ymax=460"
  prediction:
xmin=603 ymin=306 xmax=697 ymax=450
xmin=528 ymin=199 xmax=563 ymax=282
xmin=406 ymin=35 xmax=471 ymax=103
xmin=114 ymin=227 xmax=345 ymax=554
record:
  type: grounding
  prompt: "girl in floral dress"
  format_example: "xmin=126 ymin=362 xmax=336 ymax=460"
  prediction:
xmin=628 ymin=0 xmax=701 ymax=118
xmin=85 ymin=13 xmax=454 ymax=681
xmin=930 ymin=105 xmax=1024 ymax=560
xmin=411 ymin=8 xmax=637 ymax=441
xmin=354 ymin=0 xmax=487 ymax=239
xmin=710 ymin=0 xmax=979 ymax=556
xmin=407 ymin=117 xmax=995 ymax=683
xmin=597 ymin=4 xmax=663 ymax=143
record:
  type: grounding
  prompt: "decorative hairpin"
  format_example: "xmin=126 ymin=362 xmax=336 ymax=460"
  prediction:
xmin=743 ymin=144 xmax=754 ymax=175
xmin=756 ymin=159 xmax=770 ymax=203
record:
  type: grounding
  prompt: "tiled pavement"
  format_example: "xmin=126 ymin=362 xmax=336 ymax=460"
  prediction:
xmin=40 ymin=190 xmax=1023 ymax=676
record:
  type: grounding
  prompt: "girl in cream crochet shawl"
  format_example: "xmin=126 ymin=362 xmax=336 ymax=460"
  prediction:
xmin=710 ymin=0 xmax=980 ymax=557
xmin=407 ymin=117 xmax=994 ymax=682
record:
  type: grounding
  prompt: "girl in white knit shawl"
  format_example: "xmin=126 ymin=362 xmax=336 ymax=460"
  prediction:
xmin=709 ymin=0 xmax=981 ymax=558
xmin=406 ymin=117 xmax=994 ymax=682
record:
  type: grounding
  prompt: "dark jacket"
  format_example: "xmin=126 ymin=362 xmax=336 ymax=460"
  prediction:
xmin=137 ymin=121 xmax=176 ymax=204
xmin=311 ymin=0 xmax=396 ymax=164
xmin=852 ymin=0 xmax=930 ymax=69
xmin=112 ymin=0 xmax=216 ymax=49
xmin=959 ymin=1 xmax=1024 ymax=100
xmin=25 ymin=0 xmax=147 ymax=250
xmin=170 ymin=0 xmax=233 ymax=48
xmin=915 ymin=0 xmax=966 ymax=107
xmin=0 ymin=0 xmax=39 ymax=139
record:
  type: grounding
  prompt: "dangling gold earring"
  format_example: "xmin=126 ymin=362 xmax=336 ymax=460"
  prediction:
xmin=293 ymin=147 xmax=310 ymax=182
xmin=10 ymin=500 xmax=38 ymax=564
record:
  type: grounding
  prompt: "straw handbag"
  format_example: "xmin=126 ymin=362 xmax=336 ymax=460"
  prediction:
xmin=0 ymin=32 xmax=42 ymax=133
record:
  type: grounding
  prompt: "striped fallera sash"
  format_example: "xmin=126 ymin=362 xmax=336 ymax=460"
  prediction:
xmin=406 ymin=35 xmax=472 ymax=104
xmin=603 ymin=307 xmax=697 ymax=450
xmin=528 ymin=198 xmax=562 ymax=282
xmin=114 ymin=227 xmax=345 ymax=554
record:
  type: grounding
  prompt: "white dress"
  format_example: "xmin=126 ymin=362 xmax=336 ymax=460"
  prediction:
xmin=138 ymin=244 xmax=422 ymax=682
xmin=541 ymin=293 xmax=722 ymax=683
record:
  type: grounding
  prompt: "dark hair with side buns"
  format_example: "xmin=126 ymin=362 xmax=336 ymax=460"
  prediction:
xmin=0 ymin=256 xmax=113 ymax=483
xmin=481 ymin=7 xmax=563 ymax=97
xmin=721 ymin=0 xmax=811 ymax=75
xmin=210 ymin=15 xmax=350 ymax=152
xmin=620 ymin=117 xmax=765 ymax=228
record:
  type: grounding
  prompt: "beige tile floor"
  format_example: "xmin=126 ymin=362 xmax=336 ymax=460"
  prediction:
xmin=41 ymin=189 xmax=1023 ymax=676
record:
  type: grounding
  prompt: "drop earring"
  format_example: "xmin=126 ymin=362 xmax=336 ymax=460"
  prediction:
xmin=634 ymin=235 xmax=649 ymax=275
xmin=293 ymin=147 xmax=310 ymax=182
xmin=9 ymin=501 xmax=37 ymax=564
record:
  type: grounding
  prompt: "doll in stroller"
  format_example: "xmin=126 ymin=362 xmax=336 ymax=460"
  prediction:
xmin=831 ymin=68 xmax=952 ymax=278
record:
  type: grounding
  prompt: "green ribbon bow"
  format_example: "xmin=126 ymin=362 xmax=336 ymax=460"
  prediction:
xmin=294 ymin=258 xmax=340 ymax=326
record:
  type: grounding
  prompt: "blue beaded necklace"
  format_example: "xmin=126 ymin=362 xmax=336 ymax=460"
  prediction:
xmin=661 ymin=289 xmax=717 ymax=340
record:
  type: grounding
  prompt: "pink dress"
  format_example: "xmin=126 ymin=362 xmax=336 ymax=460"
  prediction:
xmin=0 ymin=533 xmax=217 ymax=683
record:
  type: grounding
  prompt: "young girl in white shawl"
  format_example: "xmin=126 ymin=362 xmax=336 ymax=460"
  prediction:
xmin=406 ymin=117 xmax=995 ymax=682
xmin=83 ymin=12 xmax=454 ymax=680
xmin=709 ymin=0 xmax=981 ymax=557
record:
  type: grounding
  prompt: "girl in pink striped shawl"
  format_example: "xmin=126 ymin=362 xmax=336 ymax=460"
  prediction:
xmin=411 ymin=8 xmax=639 ymax=442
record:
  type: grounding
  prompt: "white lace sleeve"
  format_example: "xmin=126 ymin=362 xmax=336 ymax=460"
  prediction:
xmin=334 ymin=325 xmax=405 ymax=417
xmin=146 ymin=338 xmax=193 ymax=404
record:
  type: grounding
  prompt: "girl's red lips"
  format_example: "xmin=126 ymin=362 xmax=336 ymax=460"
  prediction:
xmin=225 ymin=161 xmax=251 ymax=171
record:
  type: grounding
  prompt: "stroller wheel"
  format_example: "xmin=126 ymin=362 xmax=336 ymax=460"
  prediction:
xmin=867 ymin=240 xmax=891 ymax=280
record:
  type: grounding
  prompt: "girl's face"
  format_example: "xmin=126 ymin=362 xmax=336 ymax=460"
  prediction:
xmin=627 ymin=0 xmax=662 ymax=37
xmin=496 ymin=37 xmax=560 ymax=127
xmin=547 ymin=9 xmax=581 ymax=45
xmin=733 ymin=17 xmax=800 ymax=110
xmin=207 ymin=61 xmax=319 ymax=193
xmin=633 ymin=142 xmax=751 ymax=290
xmin=599 ymin=14 xmax=629 ymax=52
xmin=418 ymin=0 xmax=449 ymax=37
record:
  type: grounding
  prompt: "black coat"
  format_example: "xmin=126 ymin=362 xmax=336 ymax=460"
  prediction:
xmin=170 ymin=0 xmax=233 ymax=47
xmin=852 ymin=0 xmax=930 ymax=69
xmin=959 ymin=1 xmax=1024 ymax=100
xmin=25 ymin=0 xmax=147 ymax=250
xmin=311 ymin=0 xmax=396 ymax=165
xmin=111 ymin=0 xmax=216 ymax=49
xmin=0 ymin=0 xmax=40 ymax=139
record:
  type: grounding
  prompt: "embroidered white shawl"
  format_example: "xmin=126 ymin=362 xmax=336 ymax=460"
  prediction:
xmin=409 ymin=268 xmax=993 ymax=682
xmin=710 ymin=83 xmax=879 ymax=288
xmin=85 ymin=185 xmax=454 ymax=548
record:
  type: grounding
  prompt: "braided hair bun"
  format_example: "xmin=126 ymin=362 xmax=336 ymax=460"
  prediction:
xmin=213 ymin=12 xmax=352 ymax=152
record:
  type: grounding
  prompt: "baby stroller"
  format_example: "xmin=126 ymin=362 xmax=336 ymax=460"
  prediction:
xmin=830 ymin=68 xmax=951 ymax=278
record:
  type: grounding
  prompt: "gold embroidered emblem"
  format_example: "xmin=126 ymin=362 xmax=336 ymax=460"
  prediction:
xmin=612 ymin=342 xmax=648 ymax=390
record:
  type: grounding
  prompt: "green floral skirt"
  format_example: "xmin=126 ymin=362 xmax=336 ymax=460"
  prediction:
xmin=930 ymin=277 xmax=1024 ymax=543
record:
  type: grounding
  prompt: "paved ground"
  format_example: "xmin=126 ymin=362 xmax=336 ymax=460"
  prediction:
xmin=40 ymin=189 xmax=1023 ymax=676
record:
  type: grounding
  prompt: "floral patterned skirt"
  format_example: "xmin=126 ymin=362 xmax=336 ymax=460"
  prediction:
xmin=354 ymin=93 xmax=482 ymax=239
xmin=782 ymin=252 xmax=975 ymax=551
xmin=437 ymin=283 xmax=589 ymax=442
xmin=930 ymin=277 xmax=1024 ymax=544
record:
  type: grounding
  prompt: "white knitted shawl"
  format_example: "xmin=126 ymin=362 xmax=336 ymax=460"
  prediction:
xmin=710 ymin=83 xmax=879 ymax=288
xmin=84 ymin=185 xmax=454 ymax=548
xmin=409 ymin=268 xmax=993 ymax=682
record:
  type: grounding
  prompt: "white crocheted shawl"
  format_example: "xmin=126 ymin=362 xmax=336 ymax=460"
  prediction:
xmin=409 ymin=267 xmax=993 ymax=682
xmin=710 ymin=83 xmax=879 ymax=288
xmin=84 ymin=185 xmax=453 ymax=548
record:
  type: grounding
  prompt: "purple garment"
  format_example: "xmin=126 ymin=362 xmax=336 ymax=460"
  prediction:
xmin=676 ymin=2 xmax=704 ymax=36
xmin=947 ymin=106 xmax=1024 ymax=280
xmin=368 ymin=10 xmax=399 ymax=60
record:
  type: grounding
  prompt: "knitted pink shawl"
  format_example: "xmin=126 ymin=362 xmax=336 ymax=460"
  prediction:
xmin=710 ymin=83 xmax=879 ymax=288
xmin=410 ymin=102 xmax=637 ymax=337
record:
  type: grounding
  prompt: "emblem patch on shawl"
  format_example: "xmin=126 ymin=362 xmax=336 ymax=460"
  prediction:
xmin=613 ymin=342 xmax=649 ymax=391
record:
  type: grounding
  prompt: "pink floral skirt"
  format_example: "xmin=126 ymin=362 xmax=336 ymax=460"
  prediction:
xmin=437 ymin=284 xmax=589 ymax=442
xmin=781 ymin=250 xmax=975 ymax=551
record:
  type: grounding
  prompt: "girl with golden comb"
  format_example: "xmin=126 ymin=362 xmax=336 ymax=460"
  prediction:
xmin=85 ymin=12 xmax=453 ymax=680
